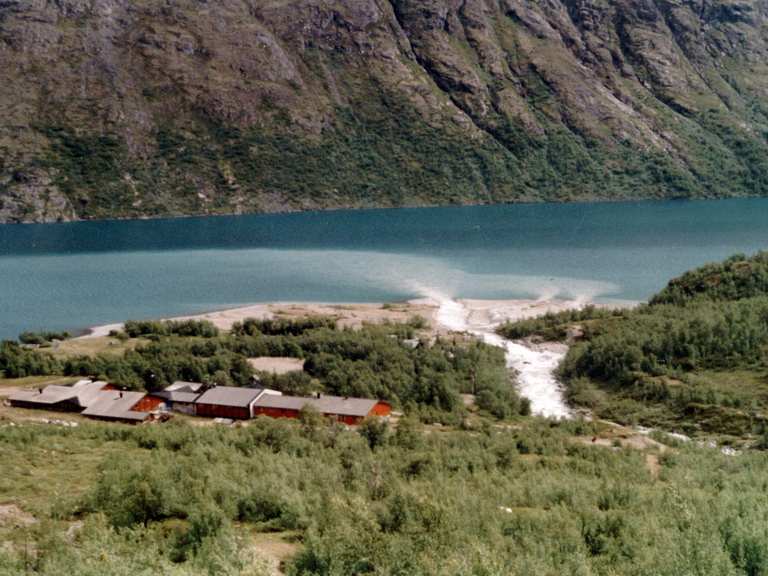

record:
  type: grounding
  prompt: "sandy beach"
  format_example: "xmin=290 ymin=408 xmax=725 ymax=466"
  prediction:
xmin=77 ymin=297 xmax=583 ymax=339
xmin=76 ymin=301 xmax=436 ymax=338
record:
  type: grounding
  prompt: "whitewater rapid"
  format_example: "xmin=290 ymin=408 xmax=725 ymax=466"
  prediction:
xmin=431 ymin=294 xmax=571 ymax=418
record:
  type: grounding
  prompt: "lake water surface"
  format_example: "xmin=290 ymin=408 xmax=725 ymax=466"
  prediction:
xmin=1 ymin=198 xmax=767 ymax=340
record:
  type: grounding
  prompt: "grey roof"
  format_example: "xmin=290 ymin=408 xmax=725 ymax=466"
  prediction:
xmin=9 ymin=386 xmax=76 ymax=405
xmin=194 ymin=386 xmax=265 ymax=408
xmin=72 ymin=381 xmax=110 ymax=406
xmin=9 ymin=380 xmax=108 ymax=408
xmin=166 ymin=381 xmax=205 ymax=393
xmin=155 ymin=381 xmax=204 ymax=403
xmin=253 ymin=395 xmax=311 ymax=411
xmin=155 ymin=390 xmax=201 ymax=403
xmin=255 ymin=394 xmax=380 ymax=417
xmin=81 ymin=391 xmax=149 ymax=421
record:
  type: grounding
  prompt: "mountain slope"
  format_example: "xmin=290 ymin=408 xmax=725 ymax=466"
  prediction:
xmin=1 ymin=0 xmax=768 ymax=222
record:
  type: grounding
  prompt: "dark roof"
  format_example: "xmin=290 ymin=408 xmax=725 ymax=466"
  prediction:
xmin=255 ymin=394 xmax=380 ymax=418
xmin=195 ymin=386 xmax=265 ymax=408
xmin=81 ymin=391 xmax=150 ymax=421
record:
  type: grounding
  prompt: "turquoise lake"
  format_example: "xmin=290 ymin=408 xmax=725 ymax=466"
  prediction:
xmin=1 ymin=198 xmax=767 ymax=340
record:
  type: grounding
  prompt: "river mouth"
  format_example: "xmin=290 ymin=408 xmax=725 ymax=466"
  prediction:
xmin=425 ymin=292 xmax=574 ymax=418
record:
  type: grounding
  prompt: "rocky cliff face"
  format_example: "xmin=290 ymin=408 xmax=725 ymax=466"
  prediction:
xmin=1 ymin=0 xmax=767 ymax=222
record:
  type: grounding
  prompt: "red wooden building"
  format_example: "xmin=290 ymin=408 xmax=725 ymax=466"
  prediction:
xmin=194 ymin=386 xmax=271 ymax=420
xmin=253 ymin=393 xmax=391 ymax=425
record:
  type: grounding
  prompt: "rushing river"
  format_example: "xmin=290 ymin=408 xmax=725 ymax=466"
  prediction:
xmin=1 ymin=198 xmax=768 ymax=340
xmin=428 ymin=292 xmax=571 ymax=417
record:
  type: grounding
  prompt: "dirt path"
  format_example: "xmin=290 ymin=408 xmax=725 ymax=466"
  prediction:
xmin=248 ymin=357 xmax=305 ymax=374
xmin=0 ymin=504 xmax=36 ymax=528
xmin=574 ymin=422 xmax=669 ymax=478
xmin=249 ymin=532 xmax=301 ymax=575
xmin=645 ymin=454 xmax=661 ymax=479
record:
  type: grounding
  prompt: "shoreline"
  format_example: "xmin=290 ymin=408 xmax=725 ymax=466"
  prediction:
xmin=76 ymin=297 xmax=615 ymax=339
xmin=76 ymin=300 xmax=437 ymax=339
xmin=5 ymin=196 xmax=763 ymax=227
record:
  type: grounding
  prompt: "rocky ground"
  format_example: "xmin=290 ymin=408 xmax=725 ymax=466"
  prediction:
xmin=1 ymin=0 xmax=768 ymax=222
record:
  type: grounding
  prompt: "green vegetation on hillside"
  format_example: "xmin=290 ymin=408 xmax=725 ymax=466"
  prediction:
xmin=1 ymin=416 xmax=768 ymax=575
xmin=650 ymin=252 xmax=768 ymax=305
xmin=32 ymin=101 xmax=742 ymax=221
xmin=37 ymin=126 xmax=135 ymax=217
xmin=500 ymin=252 xmax=768 ymax=437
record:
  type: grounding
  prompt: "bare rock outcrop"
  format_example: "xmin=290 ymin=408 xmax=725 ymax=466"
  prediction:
xmin=1 ymin=0 xmax=767 ymax=221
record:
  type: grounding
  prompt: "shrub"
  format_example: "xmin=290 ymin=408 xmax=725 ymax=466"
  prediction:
xmin=358 ymin=417 xmax=389 ymax=450
xmin=18 ymin=331 xmax=71 ymax=345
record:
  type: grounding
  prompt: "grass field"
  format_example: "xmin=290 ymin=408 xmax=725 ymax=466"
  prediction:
xmin=0 ymin=376 xmax=79 ymax=392
xmin=685 ymin=369 xmax=768 ymax=407
xmin=43 ymin=336 xmax=148 ymax=359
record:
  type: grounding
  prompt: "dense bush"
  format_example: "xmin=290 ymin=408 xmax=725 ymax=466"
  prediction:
xmin=232 ymin=317 xmax=336 ymax=337
xmin=0 ymin=340 xmax=62 ymax=378
xmin=553 ymin=296 xmax=768 ymax=431
xmin=497 ymin=306 xmax=626 ymax=341
xmin=3 ymin=417 xmax=768 ymax=575
xmin=18 ymin=331 xmax=71 ymax=345
xmin=124 ymin=319 xmax=219 ymax=338
xmin=498 ymin=252 xmax=768 ymax=433
xmin=58 ymin=339 xmax=254 ymax=392
xmin=256 ymin=370 xmax=316 ymax=396
xmin=560 ymin=299 xmax=768 ymax=384
xmin=651 ymin=252 xmax=768 ymax=305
